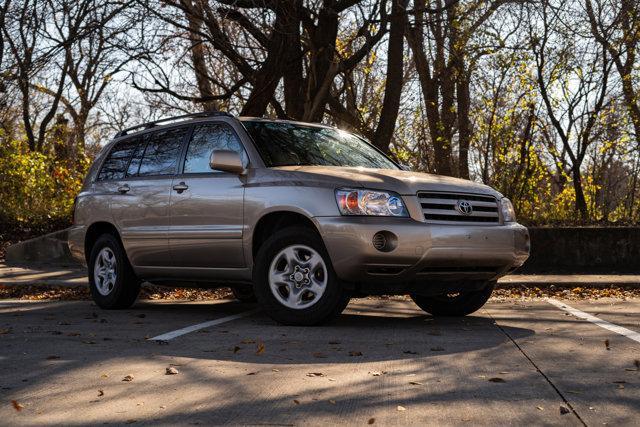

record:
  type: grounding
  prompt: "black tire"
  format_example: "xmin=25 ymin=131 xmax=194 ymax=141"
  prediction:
xmin=231 ymin=284 xmax=257 ymax=303
xmin=252 ymin=226 xmax=350 ymax=326
xmin=410 ymin=282 xmax=495 ymax=316
xmin=88 ymin=233 xmax=141 ymax=309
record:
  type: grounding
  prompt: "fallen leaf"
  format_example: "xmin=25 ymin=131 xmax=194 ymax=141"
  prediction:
xmin=233 ymin=346 xmax=241 ymax=353
xmin=100 ymin=373 xmax=109 ymax=379
xmin=605 ymin=339 xmax=610 ymax=350
xmin=559 ymin=406 xmax=570 ymax=415
xmin=159 ymin=405 xmax=166 ymax=410
xmin=98 ymin=390 xmax=104 ymax=397
xmin=122 ymin=375 xmax=134 ymax=382
xmin=368 ymin=418 xmax=375 ymax=424
xmin=488 ymin=377 xmax=506 ymax=383
xmin=293 ymin=399 xmax=300 ymax=405
xmin=46 ymin=355 xmax=60 ymax=360
xmin=165 ymin=367 xmax=179 ymax=375
xmin=241 ymin=339 xmax=255 ymax=344
xmin=82 ymin=340 xmax=96 ymax=345
xmin=370 ymin=371 xmax=384 ymax=376
xmin=306 ymin=372 xmax=325 ymax=377
xmin=329 ymin=400 xmax=336 ymax=404
xmin=246 ymin=372 xmax=258 ymax=376
xmin=397 ymin=405 xmax=406 ymax=411
xmin=312 ymin=352 xmax=327 ymax=358
xmin=409 ymin=381 xmax=423 ymax=385
xmin=403 ymin=350 xmax=418 ymax=355
xmin=348 ymin=351 xmax=363 ymax=357
xmin=272 ymin=368 xmax=280 ymax=372
xmin=536 ymin=406 xmax=544 ymax=411
xmin=430 ymin=347 xmax=445 ymax=352
xmin=256 ymin=341 xmax=265 ymax=355
xmin=11 ymin=400 xmax=23 ymax=411
xmin=0 ymin=328 xmax=11 ymax=335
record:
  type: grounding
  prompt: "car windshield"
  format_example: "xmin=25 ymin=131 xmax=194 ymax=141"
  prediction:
xmin=242 ymin=121 xmax=398 ymax=169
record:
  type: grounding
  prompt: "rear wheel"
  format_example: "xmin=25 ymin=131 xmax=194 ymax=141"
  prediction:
xmin=88 ymin=234 xmax=140 ymax=309
xmin=410 ymin=282 xmax=495 ymax=316
xmin=252 ymin=227 xmax=350 ymax=325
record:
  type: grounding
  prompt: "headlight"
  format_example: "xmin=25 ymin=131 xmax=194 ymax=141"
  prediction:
xmin=500 ymin=197 xmax=516 ymax=222
xmin=335 ymin=189 xmax=409 ymax=217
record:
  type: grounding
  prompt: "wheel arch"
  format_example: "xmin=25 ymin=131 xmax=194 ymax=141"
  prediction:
xmin=84 ymin=221 xmax=122 ymax=265
xmin=251 ymin=211 xmax=321 ymax=262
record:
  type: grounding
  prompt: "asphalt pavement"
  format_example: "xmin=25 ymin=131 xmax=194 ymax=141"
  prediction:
xmin=1 ymin=295 xmax=639 ymax=425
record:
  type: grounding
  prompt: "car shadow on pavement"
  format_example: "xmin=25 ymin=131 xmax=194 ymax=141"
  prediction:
xmin=2 ymin=299 xmax=640 ymax=425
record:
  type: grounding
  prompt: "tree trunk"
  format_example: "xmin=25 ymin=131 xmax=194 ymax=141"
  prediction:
xmin=372 ymin=0 xmax=407 ymax=153
xmin=457 ymin=68 xmax=471 ymax=179
xmin=572 ymin=167 xmax=589 ymax=220
xmin=282 ymin=0 xmax=305 ymax=119
xmin=240 ymin=9 xmax=290 ymax=117
xmin=181 ymin=0 xmax=218 ymax=111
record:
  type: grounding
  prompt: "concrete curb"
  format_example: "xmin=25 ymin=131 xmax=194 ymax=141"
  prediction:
xmin=5 ymin=228 xmax=81 ymax=267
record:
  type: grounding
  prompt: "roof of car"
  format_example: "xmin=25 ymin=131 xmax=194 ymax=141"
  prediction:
xmin=114 ymin=111 xmax=335 ymax=139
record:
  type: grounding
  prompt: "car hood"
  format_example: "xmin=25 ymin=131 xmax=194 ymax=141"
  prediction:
xmin=272 ymin=166 xmax=502 ymax=197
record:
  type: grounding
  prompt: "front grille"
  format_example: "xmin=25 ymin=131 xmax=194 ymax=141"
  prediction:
xmin=417 ymin=192 xmax=500 ymax=224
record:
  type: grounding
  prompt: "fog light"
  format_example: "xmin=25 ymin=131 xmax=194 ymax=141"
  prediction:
xmin=373 ymin=232 xmax=387 ymax=251
xmin=372 ymin=231 xmax=397 ymax=252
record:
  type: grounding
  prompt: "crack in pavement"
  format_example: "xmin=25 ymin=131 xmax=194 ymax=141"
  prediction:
xmin=486 ymin=310 xmax=588 ymax=427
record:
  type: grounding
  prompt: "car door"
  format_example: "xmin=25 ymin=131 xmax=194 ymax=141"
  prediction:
xmin=169 ymin=122 xmax=248 ymax=270
xmin=108 ymin=126 xmax=189 ymax=268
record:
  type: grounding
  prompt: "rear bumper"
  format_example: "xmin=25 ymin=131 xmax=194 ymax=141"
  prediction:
xmin=67 ymin=225 xmax=87 ymax=266
xmin=315 ymin=216 xmax=530 ymax=290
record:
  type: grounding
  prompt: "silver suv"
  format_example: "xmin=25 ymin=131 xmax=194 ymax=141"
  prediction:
xmin=69 ymin=112 xmax=530 ymax=325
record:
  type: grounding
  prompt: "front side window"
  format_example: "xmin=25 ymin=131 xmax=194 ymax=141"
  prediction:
xmin=242 ymin=121 xmax=398 ymax=169
xmin=97 ymin=137 xmax=142 ymax=181
xmin=184 ymin=123 xmax=248 ymax=173
xmin=137 ymin=126 xmax=188 ymax=177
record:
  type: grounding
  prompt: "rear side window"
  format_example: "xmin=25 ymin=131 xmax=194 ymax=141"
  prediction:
xmin=97 ymin=137 xmax=141 ymax=181
xmin=183 ymin=123 xmax=248 ymax=173
xmin=137 ymin=127 xmax=188 ymax=177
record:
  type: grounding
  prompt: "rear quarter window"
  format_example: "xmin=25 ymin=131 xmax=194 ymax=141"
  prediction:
xmin=97 ymin=137 xmax=142 ymax=181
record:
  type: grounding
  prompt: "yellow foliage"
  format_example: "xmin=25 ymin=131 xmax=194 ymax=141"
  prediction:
xmin=0 ymin=134 xmax=87 ymax=227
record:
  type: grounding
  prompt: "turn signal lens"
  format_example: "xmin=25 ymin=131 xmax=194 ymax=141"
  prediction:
xmin=500 ymin=197 xmax=517 ymax=222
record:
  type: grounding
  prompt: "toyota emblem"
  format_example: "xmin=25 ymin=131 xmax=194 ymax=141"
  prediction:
xmin=456 ymin=200 xmax=473 ymax=215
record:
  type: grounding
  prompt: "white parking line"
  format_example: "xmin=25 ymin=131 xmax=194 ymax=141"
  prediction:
xmin=148 ymin=309 xmax=259 ymax=341
xmin=547 ymin=299 xmax=640 ymax=344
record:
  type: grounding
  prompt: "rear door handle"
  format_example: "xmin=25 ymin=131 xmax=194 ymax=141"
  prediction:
xmin=172 ymin=182 xmax=189 ymax=193
xmin=117 ymin=184 xmax=130 ymax=194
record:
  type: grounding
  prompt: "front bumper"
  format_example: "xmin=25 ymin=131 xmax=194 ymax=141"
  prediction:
xmin=315 ymin=216 xmax=530 ymax=291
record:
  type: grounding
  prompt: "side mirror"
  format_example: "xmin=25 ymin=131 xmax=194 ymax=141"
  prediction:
xmin=209 ymin=150 xmax=246 ymax=174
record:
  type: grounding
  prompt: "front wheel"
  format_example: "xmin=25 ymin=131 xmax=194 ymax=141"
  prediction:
xmin=252 ymin=227 xmax=350 ymax=326
xmin=88 ymin=233 xmax=141 ymax=309
xmin=410 ymin=281 xmax=495 ymax=316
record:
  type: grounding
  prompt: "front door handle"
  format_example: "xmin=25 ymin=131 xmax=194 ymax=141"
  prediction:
xmin=173 ymin=182 xmax=189 ymax=193
xmin=117 ymin=184 xmax=130 ymax=194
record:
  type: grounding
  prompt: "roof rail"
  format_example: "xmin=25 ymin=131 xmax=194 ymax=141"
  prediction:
xmin=114 ymin=110 xmax=233 ymax=137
